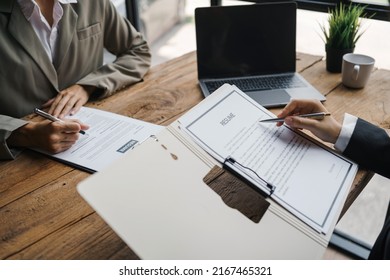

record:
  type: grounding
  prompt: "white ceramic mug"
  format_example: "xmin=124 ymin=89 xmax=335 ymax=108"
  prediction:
xmin=342 ymin=54 xmax=375 ymax=89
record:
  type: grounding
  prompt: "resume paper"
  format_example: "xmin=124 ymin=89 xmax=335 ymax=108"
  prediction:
xmin=180 ymin=84 xmax=357 ymax=233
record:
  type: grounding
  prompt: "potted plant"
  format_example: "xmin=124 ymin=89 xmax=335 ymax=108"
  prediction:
xmin=321 ymin=3 xmax=368 ymax=73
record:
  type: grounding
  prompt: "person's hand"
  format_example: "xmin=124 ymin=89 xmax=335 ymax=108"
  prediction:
xmin=7 ymin=120 xmax=89 ymax=154
xmin=42 ymin=85 xmax=95 ymax=119
xmin=276 ymin=99 xmax=342 ymax=144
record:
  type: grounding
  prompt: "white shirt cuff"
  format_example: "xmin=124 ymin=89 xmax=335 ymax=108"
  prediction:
xmin=334 ymin=113 xmax=358 ymax=152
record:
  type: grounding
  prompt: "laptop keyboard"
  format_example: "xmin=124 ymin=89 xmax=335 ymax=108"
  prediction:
xmin=204 ymin=74 xmax=306 ymax=93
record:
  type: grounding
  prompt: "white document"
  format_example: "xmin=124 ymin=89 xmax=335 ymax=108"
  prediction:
xmin=38 ymin=107 xmax=163 ymax=172
xmin=180 ymin=84 xmax=358 ymax=233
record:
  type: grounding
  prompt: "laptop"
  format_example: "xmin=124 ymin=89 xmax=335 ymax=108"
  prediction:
xmin=195 ymin=2 xmax=326 ymax=108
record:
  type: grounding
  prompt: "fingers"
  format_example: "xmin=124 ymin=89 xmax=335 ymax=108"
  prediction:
xmin=52 ymin=94 xmax=76 ymax=118
xmin=59 ymin=121 xmax=85 ymax=134
xmin=284 ymin=115 xmax=324 ymax=132
xmin=71 ymin=98 xmax=87 ymax=116
xmin=46 ymin=122 xmax=82 ymax=153
xmin=65 ymin=118 xmax=90 ymax=131
xmin=283 ymin=113 xmax=341 ymax=144
xmin=274 ymin=99 xmax=341 ymax=144
xmin=276 ymin=99 xmax=327 ymax=127
xmin=35 ymin=121 xmax=84 ymax=153
xmin=48 ymin=85 xmax=90 ymax=118
xmin=277 ymin=99 xmax=326 ymax=119
xmin=50 ymin=121 xmax=81 ymax=140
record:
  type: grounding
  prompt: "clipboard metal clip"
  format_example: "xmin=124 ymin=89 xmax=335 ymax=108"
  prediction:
xmin=224 ymin=156 xmax=276 ymax=197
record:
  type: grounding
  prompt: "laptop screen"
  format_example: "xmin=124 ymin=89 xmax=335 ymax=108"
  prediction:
xmin=195 ymin=2 xmax=297 ymax=79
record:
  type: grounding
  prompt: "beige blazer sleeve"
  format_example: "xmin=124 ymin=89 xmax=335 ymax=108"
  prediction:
xmin=0 ymin=116 xmax=27 ymax=159
xmin=0 ymin=0 xmax=151 ymax=160
xmin=59 ymin=0 xmax=152 ymax=98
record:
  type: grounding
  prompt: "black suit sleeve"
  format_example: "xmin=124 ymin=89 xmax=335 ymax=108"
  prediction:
xmin=343 ymin=118 xmax=390 ymax=179
xmin=344 ymin=118 xmax=390 ymax=259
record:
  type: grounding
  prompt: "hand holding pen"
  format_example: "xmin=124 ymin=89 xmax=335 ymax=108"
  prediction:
xmin=35 ymin=108 xmax=87 ymax=135
xmin=7 ymin=109 xmax=90 ymax=155
xmin=267 ymin=99 xmax=342 ymax=144
xmin=32 ymin=108 xmax=89 ymax=153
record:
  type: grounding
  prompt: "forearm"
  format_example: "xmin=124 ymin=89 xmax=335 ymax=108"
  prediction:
xmin=343 ymin=118 xmax=390 ymax=179
xmin=77 ymin=47 xmax=151 ymax=99
xmin=76 ymin=2 xmax=151 ymax=98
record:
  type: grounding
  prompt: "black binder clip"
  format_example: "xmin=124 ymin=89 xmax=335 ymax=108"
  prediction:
xmin=223 ymin=156 xmax=276 ymax=198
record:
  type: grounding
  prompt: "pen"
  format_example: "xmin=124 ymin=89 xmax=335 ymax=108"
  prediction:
xmin=259 ymin=112 xmax=331 ymax=123
xmin=34 ymin=108 xmax=86 ymax=135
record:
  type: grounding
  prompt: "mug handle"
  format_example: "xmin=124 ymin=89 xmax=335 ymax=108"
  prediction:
xmin=353 ymin=65 xmax=360 ymax=80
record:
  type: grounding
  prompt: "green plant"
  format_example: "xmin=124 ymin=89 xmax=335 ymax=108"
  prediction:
xmin=321 ymin=3 xmax=368 ymax=49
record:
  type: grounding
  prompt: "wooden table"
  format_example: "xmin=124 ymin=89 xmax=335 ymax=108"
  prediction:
xmin=1 ymin=51 xmax=389 ymax=259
